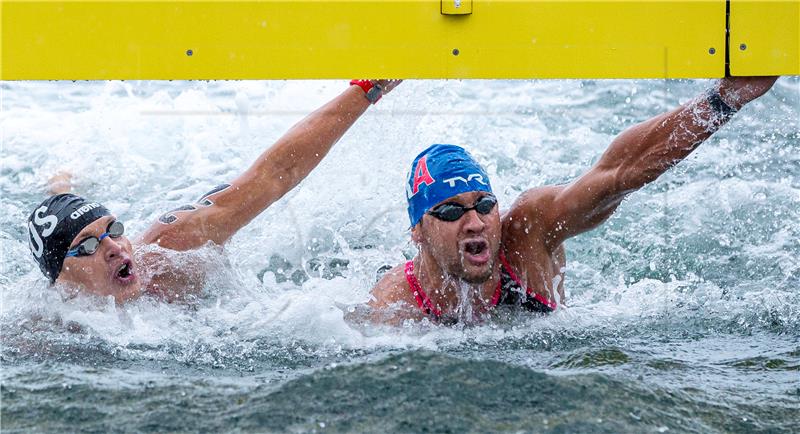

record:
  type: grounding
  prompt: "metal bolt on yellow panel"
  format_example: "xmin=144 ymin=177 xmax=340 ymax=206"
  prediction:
xmin=2 ymin=0 xmax=794 ymax=79
xmin=442 ymin=0 xmax=473 ymax=15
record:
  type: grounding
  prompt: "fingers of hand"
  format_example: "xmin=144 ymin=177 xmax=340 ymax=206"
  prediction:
xmin=375 ymin=79 xmax=403 ymax=94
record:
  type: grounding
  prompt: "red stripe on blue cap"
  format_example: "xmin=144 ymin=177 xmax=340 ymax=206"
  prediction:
xmin=406 ymin=144 xmax=492 ymax=227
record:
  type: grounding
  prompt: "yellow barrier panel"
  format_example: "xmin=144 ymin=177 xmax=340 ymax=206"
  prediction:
xmin=729 ymin=0 xmax=800 ymax=76
xmin=2 ymin=0 xmax=730 ymax=79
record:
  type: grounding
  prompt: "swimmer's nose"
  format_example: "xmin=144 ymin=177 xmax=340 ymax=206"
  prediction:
xmin=103 ymin=237 xmax=124 ymax=260
xmin=461 ymin=209 xmax=486 ymax=234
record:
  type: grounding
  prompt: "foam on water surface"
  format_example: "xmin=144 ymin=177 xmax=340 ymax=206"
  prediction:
xmin=2 ymin=79 xmax=799 ymax=432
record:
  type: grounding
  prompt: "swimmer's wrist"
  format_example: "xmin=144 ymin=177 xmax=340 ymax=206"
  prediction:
xmin=705 ymin=88 xmax=738 ymax=121
xmin=349 ymin=80 xmax=383 ymax=104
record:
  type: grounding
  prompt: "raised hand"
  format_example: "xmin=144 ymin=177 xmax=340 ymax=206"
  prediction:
xmin=374 ymin=79 xmax=403 ymax=95
xmin=718 ymin=76 xmax=779 ymax=111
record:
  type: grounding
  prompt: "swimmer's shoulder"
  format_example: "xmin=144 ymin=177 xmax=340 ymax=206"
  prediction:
xmin=502 ymin=185 xmax=563 ymax=243
xmin=367 ymin=263 xmax=426 ymax=325
xmin=137 ymin=205 xmax=221 ymax=250
xmin=138 ymin=183 xmax=235 ymax=250
xmin=504 ymin=185 xmax=563 ymax=220
xmin=137 ymin=220 xmax=184 ymax=249
xmin=369 ymin=263 xmax=414 ymax=309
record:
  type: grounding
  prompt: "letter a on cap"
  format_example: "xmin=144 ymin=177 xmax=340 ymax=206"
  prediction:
xmin=411 ymin=156 xmax=435 ymax=195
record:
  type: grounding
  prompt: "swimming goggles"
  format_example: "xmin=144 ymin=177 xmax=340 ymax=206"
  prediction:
xmin=65 ymin=220 xmax=125 ymax=258
xmin=427 ymin=195 xmax=497 ymax=222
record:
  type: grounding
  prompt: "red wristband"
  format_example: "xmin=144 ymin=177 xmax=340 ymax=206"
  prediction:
xmin=349 ymin=79 xmax=382 ymax=104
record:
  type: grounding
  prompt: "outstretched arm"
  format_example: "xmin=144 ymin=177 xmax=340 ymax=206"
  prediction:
xmin=520 ymin=76 xmax=777 ymax=250
xmin=141 ymin=80 xmax=401 ymax=250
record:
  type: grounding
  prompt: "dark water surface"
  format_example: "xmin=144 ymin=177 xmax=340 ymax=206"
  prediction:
xmin=2 ymin=79 xmax=799 ymax=432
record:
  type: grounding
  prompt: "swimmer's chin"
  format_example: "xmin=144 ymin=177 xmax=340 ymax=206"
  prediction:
xmin=54 ymin=281 xmax=146 ymax=306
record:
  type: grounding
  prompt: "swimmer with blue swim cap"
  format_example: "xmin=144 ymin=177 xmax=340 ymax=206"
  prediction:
xmin=26 ymin=80 xmax=401 ymax=304
xmin=406 ymin=144 xmax=494 ymax=227
xmin=367 ymin=76 xmax=779 ymax=325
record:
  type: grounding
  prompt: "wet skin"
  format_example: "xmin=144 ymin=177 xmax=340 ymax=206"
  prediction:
xmin=370 ymin=189 xmax=566 ymax=323
xmin=57 ymin=216 xmax=143 ymax=304
xmin=48 ymin=83 xmax=401 ymax=304
xmin=413 ymin=191 xmax=503 ymax=285
xmin=368 ymin=77 xmax=778 ymax=324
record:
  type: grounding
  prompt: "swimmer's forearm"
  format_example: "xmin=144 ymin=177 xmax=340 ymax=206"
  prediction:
xmin=217 ymin=86 xmax=371 ymax=236
xmin=602 ymin=99 xmax=721 ymax=190
xmin=606 ymin=77 xmax=777 ymax=191
xmin=545 ymin=77 xmax=776 ymax=244
xmin=544 ymin=100 xmax=725 ymax=244
xmin=141 ymin=85 xmax=382 ymax=249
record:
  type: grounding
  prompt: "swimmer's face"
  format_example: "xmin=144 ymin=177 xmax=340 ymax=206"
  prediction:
xmin=413 ymin=191 xmax=501 ymax=284
xmin=56 ymin=216 xmax=142 ymax=304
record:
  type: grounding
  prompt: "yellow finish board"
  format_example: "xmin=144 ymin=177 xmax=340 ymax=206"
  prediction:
xmin=729 ymin=0 xmax=800 ymax=76
xmin=2 ymin=1 xmax=727 ymax=80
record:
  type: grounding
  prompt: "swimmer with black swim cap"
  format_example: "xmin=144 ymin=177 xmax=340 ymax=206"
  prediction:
xmin=368 ymin=76 xmax=778 ymax=325
xmin=28 ymin=194 xmax=141 ymax=302
xmin=26 ymin=80 xmax=401 ymax=304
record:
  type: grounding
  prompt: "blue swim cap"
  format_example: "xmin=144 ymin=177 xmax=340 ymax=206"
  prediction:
xmin=406 ymin=144 xmax=493 ymax=227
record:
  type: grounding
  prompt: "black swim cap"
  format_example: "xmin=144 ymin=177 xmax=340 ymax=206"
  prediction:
xmin=27 ymin=194 xmax=111 ymax=283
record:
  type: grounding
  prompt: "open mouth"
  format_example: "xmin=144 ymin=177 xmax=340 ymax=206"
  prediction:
xmin=461 ymin=239 xmax=490 ymax=265
xmin=464 ymin=240 xmax=488 ymax=256
xmin=114 ymin=260 xmax=136 ymax=284
xmin=117 ymin=262 xmax=131 ymax=278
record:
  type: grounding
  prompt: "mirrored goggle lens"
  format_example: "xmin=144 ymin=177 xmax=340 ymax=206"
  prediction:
xmin=78 ymin=237 xmax=101 ymax=255
xmin=108 ymin=220 xmax=124 ymax=237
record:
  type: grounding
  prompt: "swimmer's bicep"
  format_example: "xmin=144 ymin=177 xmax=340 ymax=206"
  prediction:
xmin=513 ymin=170 xmax=623 ymax=247
xmin=547 ymin=166 xmax=628 ymax=241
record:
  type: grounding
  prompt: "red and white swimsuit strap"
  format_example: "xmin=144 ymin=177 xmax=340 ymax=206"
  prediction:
xmin=404 ymin=261 xmax=504 ymax=317
xmin=404 ymin=261 xmax=442 ymax=317
xmin=498 ymin=251 xmax=558 ymax=311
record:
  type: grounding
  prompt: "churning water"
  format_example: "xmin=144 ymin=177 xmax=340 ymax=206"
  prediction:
xmin=2 ymin=79 xmax=799 ymax=433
